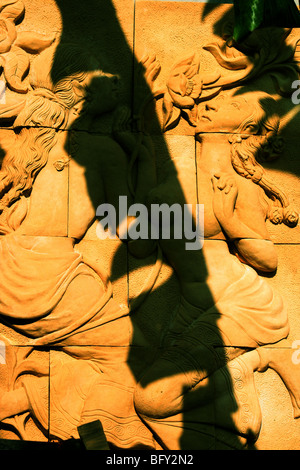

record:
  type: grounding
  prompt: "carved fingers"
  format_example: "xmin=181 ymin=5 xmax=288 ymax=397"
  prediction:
xmin=212 ymin=173 xmax=238 ymax=194
xmin=212 ymin=173 xmax=238 ymax=223
xmin=140 ymin=54 xmax=161 ymax=92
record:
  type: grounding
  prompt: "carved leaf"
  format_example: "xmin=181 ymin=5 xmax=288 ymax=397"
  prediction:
xmin=270 ymin=66 xmax=300 ymax=97
xmin=163 ymin=93 xmax=181 ymax=131
xmin=0 ymin=17 xmax=17 ymax=53
xmin=168 ymin=89 xmax=194 ymax=108
xmin=292 ymin=37 xmax=300 ymax=64
xmin=201 ymin=70 xmax=221 ymax=86
xmin=14 ymin=31 xmax=56 ymax=54
xmin=198 ymin=86 xmax=222 ymax=102
xmin=0 ymin=0 xmax=25 ymax=22
xmin=203 ymin=42 xmax=249 ymax=71
xmin=182 ymin=106 xmax=198 ymax=127
xmin=2 ymin=45 xmax=29 ymax=93
xmin=162 ymin=92 xmax=174 ymax=128
xmin=170 ymin=53 xmax=200 ymax=79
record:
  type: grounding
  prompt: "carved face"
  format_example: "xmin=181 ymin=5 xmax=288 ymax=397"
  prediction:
xmin=82 ymin=72 xmax=120 ymax=116
xmin=196 ymin=95 xmax=256 ymax=134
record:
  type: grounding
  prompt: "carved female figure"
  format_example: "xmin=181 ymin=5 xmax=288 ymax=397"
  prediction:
xmin=0 ymin=43 xmax=157 ymax=447
xmin=134 ymin=91 xmax=300 ymax=449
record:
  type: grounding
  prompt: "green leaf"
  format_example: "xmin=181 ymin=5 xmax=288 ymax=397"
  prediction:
xmin=233 ymin=0 xmax=300 ymax=43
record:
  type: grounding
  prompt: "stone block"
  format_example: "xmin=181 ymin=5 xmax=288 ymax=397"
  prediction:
xmin=0 ymin=0 xmax=300 ymax=452
xmin=76 ymin=237 xmax=129 ymax=310
xmin=0 ymin=343 xmax=49 ymax=442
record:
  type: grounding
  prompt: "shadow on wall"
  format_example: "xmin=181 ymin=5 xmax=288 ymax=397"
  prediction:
xmin=51 ymin=0 xmax=247 ymax=450
xmin=201 ymin=3 xmax=300 ymax=181
xmin=202 ymin=0 xmax=300 ymax=43
xmin=53 ymin=0 xmax=300 ymax=451
xmin=0 ymin=0 xmax=298 ymax=451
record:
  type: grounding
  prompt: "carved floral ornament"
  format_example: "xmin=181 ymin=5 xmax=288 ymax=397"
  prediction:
xmin=0 ymin=4 xmax=296 ymax=237
xmin=162 ymin=54 xmax=221 ymax=129
xmin=0 ymin=2 xmax=299 ymax=450
xmin=0 ymin=0 xmax=55 ymax=94
xmin=139 ymin=24 xmax=300 ymax=230
xmin=154 ymin=26 xmax=300 ymax=133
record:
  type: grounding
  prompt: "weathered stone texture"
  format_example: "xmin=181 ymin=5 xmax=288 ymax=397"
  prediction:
xmin=0 ymin=0 xmax=299 ymax=450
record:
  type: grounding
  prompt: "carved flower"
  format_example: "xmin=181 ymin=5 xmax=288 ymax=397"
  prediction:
xmin=166 ymin=61 xmax=202 ymax=109
xmin=162 ymin=54 xmax=220 ymax=131
xmin=0 ymin=1 xmax=56 ymax=94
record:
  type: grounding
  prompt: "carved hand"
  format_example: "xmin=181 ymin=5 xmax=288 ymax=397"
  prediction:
xmin=212 ymin=173 xmax=278 ymax=271
xmin=138 ymin=54 xmax=161 ymax=96
xmin=212 ymin=173 xmax=238 ymax=228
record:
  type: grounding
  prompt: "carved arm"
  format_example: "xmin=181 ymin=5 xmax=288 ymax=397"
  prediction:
xmin=212 ymin=174 xmax=278 ymax=272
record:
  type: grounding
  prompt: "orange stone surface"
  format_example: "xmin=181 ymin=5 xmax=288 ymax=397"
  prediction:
xmin=0 ymin=0 xmax=299 ymax=451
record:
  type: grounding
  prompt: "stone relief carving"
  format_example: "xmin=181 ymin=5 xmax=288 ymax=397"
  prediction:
xmin=0 ymin=0 xmax=299 ymax=450
xmin=134 ymin=92 xmax=300 ymax=449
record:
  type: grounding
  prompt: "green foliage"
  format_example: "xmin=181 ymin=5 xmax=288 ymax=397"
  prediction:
xmin=233 ymin=0 xmax=300 ymax=42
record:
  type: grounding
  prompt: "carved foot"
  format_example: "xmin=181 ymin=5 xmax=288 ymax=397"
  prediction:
xmin=257 ymin=343 xmax=300 ymax=419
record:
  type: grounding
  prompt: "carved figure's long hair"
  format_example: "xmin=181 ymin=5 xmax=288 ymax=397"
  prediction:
xmin=0 ymin=45 xmax=98 ymax=234
xmin=229 ymin=94 xmax=299 ymax=227
xmin=0 ymin=92 xmax=67 ymax=234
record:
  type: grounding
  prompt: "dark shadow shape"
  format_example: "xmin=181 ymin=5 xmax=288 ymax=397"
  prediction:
xmin=50 ymin=0 xmax=242 ymax=451
xmin=1 ymin=0 xmax=297 ymax=452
